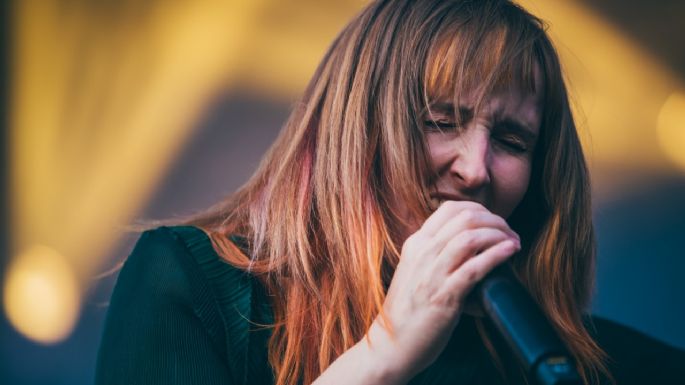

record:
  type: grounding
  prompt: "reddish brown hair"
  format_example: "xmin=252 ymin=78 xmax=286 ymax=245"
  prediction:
xmin=183 ymin=1 xmax=611 ymax=384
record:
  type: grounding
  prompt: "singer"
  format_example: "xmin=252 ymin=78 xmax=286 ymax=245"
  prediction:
xmin=96 ymin=1 xmax=685 ymax=385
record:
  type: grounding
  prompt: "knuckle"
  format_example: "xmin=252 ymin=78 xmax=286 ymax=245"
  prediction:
xmin=458 ymin=230 xmax=479 ymax=251
xmin=442 ymin=200 xmax=460 ymax=211
xmin=462 ymin=266 xmax=479 ymax=283
xmin=458 ymin=209 xmax=478 ymax=226
xmin=493 ymin=214 xmax=507 ymax=227
xmin=443 ymin=236 xmax=460 ymax=255
xmin=402 ymin=232 xmax=423 ymax=255
xmin=462 ymin=200 xmax=485 ymax=211
xmin=401 ymin=236 xmax=414 ymax=255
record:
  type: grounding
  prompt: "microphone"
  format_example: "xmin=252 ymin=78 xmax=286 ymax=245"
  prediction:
xmin=474 ymin=264 xmax=583 ymax=385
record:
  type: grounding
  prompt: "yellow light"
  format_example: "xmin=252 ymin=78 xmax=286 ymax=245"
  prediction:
xmin=657 ymin=91 xmax=685 ymax=171
xmin=3 ymin=245 xmax=81 ymax=344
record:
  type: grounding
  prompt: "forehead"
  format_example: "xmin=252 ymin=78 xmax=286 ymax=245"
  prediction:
xmin=423 ymin=24 xmax=545 ymax=113
xmin=426 ymin=65 xmax=545 ymax=133
xmin=489 ymin=84 xmax=543 ymax=133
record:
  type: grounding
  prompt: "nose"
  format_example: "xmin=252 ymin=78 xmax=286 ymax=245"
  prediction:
xmin=450 ymin=128 xmax=491 ymax=191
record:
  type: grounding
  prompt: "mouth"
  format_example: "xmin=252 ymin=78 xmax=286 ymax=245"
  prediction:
xmin=429 ymin=192 xmax=489 ymax=210
xmin=429 ymin=192 xmax=467 ymax=206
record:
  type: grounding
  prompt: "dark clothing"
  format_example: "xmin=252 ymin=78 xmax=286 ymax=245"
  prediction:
xmin=95 ymin=226 xmax=685 ymax=385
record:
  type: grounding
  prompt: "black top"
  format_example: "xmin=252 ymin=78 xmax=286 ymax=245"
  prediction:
xmin=95 ymin=226 xmax=685 ymax=385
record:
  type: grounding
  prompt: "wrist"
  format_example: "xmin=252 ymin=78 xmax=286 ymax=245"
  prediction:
xmin=351 ymin=335 xmax=409 ymax=385
xmin=312 ymin=322 xmax=411 ymax=385
xmin=356 ymin=319 xmax=419 ymax=384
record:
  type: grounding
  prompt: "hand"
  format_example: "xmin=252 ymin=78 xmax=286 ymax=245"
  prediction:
xmin=367 ymin=201 xmax=521 ymax=381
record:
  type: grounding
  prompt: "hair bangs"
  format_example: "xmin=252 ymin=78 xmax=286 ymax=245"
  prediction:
xmin=422 ymin=10 xmax=545 ymax=124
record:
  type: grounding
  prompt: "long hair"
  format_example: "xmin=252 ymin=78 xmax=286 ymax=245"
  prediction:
xmin=183 ymin=1 xmax=611 ymax=384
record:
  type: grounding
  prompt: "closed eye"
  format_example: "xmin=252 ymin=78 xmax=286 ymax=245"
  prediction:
xmin=423 ymin=120 xmax=459 ymax=132
xmin=494 ymin=134 xmax=528 ymax=153
xmin=492 ymin=120 xmax=537 ymax=154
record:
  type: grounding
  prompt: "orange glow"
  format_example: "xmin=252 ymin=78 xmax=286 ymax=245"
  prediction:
xmin=3 ymin=245 xmax=81 ymax=344
xmin=657 ymin=91 xmax=685 ymax=171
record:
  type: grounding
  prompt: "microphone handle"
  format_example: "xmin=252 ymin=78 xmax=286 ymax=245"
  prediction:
xmin=475 ymin=264 xmax=583 ymax=385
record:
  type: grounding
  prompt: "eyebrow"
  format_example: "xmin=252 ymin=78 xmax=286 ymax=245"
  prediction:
xmin=496 ymin=118 xmax=538 ymax=144
xmin=425 ymin=102 xmax=538 ymax=141
xmin=425 ymin=102 xmax=461 ymax=118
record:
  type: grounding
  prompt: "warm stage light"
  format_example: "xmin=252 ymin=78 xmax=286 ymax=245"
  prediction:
xmin=657 ymin=91 xmax=685 ymax=172
xmin=3 ymin=245 xmax=81 ymax=344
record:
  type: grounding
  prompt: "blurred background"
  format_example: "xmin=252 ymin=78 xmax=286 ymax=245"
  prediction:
xmin=1 ymin=0 xmax=684 ymax=384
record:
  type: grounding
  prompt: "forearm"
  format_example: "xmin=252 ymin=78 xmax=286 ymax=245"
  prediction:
xmin=312 ymin=322 xmax=412 ymax=385
xmin=312 ymin=341 xmax=405 ymax=384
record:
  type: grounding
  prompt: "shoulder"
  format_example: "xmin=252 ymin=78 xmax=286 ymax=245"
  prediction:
xmin=113 ymin=226 xmax=195 ymax=304
xmin=110 ymin=225 xmax=260 ymax=340
xmin=117 ymin=226 xmax=208 ymax=298
xmin=587 ymin=315 xmax=685 ymax=384
xmin=107 ymin=226 xmax=264 ymax=369
xmin=97 ymin=226 xmax=256 ymax=384
xmin=117 ymin=225 xmax=252 ymax=305
xmin=140 ymin=226 xmax=273 ymax=384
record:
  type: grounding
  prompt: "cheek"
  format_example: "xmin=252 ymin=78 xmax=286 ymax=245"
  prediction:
xmin=426 ymin=137 xmax=453 ymax=169
xmin=492 ymin=157 xmax=532 ymax=218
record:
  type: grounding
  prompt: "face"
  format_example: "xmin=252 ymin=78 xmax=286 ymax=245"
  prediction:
xmin=423 ymin=80 xmax=543 ymax=220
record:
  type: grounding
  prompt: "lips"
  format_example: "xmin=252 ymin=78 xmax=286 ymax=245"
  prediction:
xmin=431 ymin=192 xmax=466 ymax=200
xmin=429 ymin=192 xmax=485 ymax=207
xmin=429 ymin=192 xmax=467 ymax=205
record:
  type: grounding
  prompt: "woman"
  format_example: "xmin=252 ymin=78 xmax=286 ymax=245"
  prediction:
xmin=95 ymin=1 xmax=684 ymax=384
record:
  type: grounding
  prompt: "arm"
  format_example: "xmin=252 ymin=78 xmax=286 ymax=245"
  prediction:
xmin=311 ymin=322 xmax=413 ymax=385
xmin=95 ymin=228 xmax=234 ymax=385
xmin=314 ymin=201 xmax=521 ymax=385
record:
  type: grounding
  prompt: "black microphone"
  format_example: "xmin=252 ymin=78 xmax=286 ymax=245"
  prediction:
xmin=474 ymin=264 xmax=583 ymax=385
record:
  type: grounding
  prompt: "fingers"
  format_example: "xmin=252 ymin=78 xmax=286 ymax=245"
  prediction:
xmin=427 ymin=208 xmax=519 ymax=256
xmin=434 ymin=227 xmax=518 ymax=273
xmin=381 ymin=202 xmax=520 ymax=376
xmin=419 ymin=200 xmax=488 ymax=237
xmin=442 ymin=239 xmax=519 ymax=304
xmin=400 ymin=200 xmax=520 ymax=309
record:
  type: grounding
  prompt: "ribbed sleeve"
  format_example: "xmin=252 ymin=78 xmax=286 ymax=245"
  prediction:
xmin=94 ymin=225 xmax=685 ymax=385
xmin=95 ymin=227 xmax=236 ymax=385
xmin=167 ymin=226 xmax=273 ymax=385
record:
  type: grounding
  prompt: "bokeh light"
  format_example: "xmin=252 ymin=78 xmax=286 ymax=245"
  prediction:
xmin=657 ymin=91 xmax=685 ymax=171
xmin=3 ymin=245 xmax=81 ymax=344
xmin=3 ymin=1 xmax=685 ymax=384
